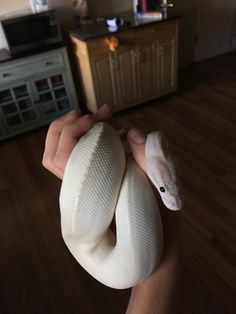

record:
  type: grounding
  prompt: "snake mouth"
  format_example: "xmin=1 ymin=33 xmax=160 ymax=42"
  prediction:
xmin=161 ymin=195 xmax=182 ymax=211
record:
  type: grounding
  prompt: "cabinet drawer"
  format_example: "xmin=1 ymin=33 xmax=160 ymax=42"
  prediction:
xmin=0 ymin=50 xmax=65 ymax=84
xmin=87 ymin=31 xmax=135 ymax=56
xmin=135 ymin=21 xmax=176 ymax=42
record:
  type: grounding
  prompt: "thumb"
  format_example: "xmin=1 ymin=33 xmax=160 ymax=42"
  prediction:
xmin=127 ymin=128 xmax=147 ymax=173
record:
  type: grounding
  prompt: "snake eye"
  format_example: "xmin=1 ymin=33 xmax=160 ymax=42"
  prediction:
xmin=160 ymin=187 xmax=165 ymax=193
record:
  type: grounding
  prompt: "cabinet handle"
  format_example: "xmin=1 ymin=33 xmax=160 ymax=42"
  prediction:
xmin=111 ymin=55 xmax=119 ymax=70
xmin=133 ymin=49 xmax=141 ymax=63
xmin=46 ymin=61 xmax=53 ymax=66
xmin=2 ymin=73 xmax=10 ymax=78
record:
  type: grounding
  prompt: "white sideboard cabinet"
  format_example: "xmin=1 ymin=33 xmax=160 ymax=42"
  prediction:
xmin=0 ymin=47 xmax=78 ymax=140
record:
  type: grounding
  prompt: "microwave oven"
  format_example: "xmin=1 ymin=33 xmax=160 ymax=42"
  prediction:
xmin=1 ymin=10 xmax=62 ymax=56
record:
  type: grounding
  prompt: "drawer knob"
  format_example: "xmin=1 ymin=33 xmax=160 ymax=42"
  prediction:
xmin=104 ymin=36 xmax=119 ymax=52
xmin=3 ymin=73 xmax=10 ymax=78
xmin=46 ymin=61 xmax=53 ymax=66
xmin=111 ymin=55 xmax=119 ymax=69
xmin=133 ymin=49 xmax=141 ymax=63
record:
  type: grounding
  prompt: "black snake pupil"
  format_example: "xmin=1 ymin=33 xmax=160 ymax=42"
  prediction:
xmin=160 ymin=187 xmax=165 ymax=193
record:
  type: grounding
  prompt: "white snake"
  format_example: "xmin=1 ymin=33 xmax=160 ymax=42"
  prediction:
xmin=60 ymin=123 xmax=182 ymax=289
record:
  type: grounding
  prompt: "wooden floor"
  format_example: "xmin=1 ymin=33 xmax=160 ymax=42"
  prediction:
xmin=0 ymin=51 xmax=235 ymax=314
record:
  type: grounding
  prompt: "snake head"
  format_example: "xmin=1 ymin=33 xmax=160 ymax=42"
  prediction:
xmin=147 ymin=157 xmax=182 ymax=210
xmin=145 ymin=131 xmax=183 ymax=211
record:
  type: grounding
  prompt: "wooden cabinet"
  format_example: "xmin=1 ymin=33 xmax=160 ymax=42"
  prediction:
xmin=135 ymin=36 xmax=159 ymax=103
xmin=90 ymin=53 xmax=116 ymax=108
xmin=158 ymin=36 xmax=177 ymax=95
xmin=110 ymin=47 xmax=139 ymax=111
xmin=71 ymin=19 xmax=178 ymax=113
xmin=0 ymin=47 xmax=78 ymax=140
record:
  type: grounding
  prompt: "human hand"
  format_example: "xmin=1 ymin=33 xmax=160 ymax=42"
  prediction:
xmin=42 ymin=104 xmax=148 ymax=180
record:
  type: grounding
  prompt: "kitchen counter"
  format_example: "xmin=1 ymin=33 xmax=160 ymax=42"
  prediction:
xmin=68 ymin=10 xmax=181 ymax=41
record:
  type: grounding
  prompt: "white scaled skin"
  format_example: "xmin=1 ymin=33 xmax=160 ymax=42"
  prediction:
xmin=145 ymin=131 xmax=183 ymax=211
xmin=60 ymin=123 xmax=175 ymax=289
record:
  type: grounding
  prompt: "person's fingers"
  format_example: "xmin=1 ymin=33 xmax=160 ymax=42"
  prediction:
xmin=42 ymin=109 xmax=81 ymax=173
xmin=93 ymin=104 xmax=113 ymax=122
xmin=127 ymin=128 xmax=147 ymax=173
xmin=53 ymin=115 xmax=94 ymax=178
xmin=43 ymin=104 xmax=113 ymax=179
xmin=53 ymin=104 xmax=112 ymax=177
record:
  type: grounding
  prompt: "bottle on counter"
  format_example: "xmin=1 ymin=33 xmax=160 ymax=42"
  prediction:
xmin=133 ymin=0 xmax=160 ymax=14
xmin=73 ymin=0 xmax=89 ymax=25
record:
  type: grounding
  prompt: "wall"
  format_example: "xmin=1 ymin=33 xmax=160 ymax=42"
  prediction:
xmin=171 ymin=0 xmax=198 ymax=69
xmin=195 ymin=0 xmax=236 ymax=61
xmin=0 ymin=0 xmax=31 ymax=49
xmin=48 ymin=0 xmax=133 ymax=26
xmin=87 ymin=0 xmax=132 ymax=18
xmin=48 ymin=0 xmax=74 ymax=27
xmin=0 ymin=0 xmax=30 ymax=14
xmin=171 ymin=0 xmax=236 ymax=66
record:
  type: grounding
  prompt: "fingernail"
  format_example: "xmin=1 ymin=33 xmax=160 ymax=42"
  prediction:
xmin=101 ymin=104 xmax=112 ymax=112
xmin=128 ymin=129 xmax=146 ymax=144
xmin=75 ymin=114 xmax=93 ymax=125
xmin=82 ymin=114 xmax=92 ymax=119
xmin=118 ymin=126 xmax=131 ymax=138
xmin=94 ymin=104 xmax=113 ymax=121
xmin=66 ymin=108 xmax=81 ymax=116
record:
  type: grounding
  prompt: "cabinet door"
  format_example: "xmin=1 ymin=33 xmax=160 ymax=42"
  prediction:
xmin=0 ymin=82 xmax=39 ymax=133
xmin=90 ymin=54 xmax=116 ymax=109
xmin=33 ymin=73 xmax=74 ymax=117
xmin=136 ymin=40 xmax=158 ymax=102
xmin=0 ymin=47 xmax=77 ymax=140
xmin=158 ymin=36 xmax=177 ymax=95
xmin=110 ymin=50 xmax=139 ymax=111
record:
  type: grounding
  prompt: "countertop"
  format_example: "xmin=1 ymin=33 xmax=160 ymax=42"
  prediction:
xmin=69 ymin=10 xmax=181 ymax=42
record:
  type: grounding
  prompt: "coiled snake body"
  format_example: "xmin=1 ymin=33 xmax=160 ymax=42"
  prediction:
xmin=60 ymin=123 xmax=181 ymax=289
